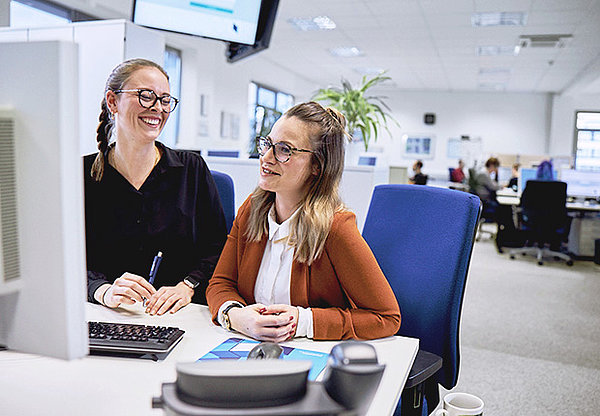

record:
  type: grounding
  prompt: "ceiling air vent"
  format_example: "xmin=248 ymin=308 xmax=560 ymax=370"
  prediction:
xmin=519 ymin=34 xmax=572 ymax=48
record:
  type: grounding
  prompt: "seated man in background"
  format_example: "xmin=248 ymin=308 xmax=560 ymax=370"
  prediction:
xmin=474 ymin=157 xmax=502 ymax=206
xmin=451 ymin=159 xmax=466 ymax=183
xmin=409 ymin=160 xmax=428 ymax=185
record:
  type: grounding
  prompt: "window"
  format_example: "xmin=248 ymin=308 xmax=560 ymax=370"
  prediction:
xmin=574 ymin=111 xmax=600 ymax=172
xmin=248 ymin=82 xmax=293 ymax=155
xmin=9 ymin=0 xmax=95 ymax=27
xmin=161 ymin=46 xmax=182 ymax=147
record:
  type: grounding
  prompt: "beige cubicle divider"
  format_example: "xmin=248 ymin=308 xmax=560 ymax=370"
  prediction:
xmin=389 ymin=166 xmax=409 ymax=184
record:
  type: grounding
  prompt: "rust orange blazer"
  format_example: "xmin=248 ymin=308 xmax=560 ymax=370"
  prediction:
xmin=206 ymin=196 xmax=401 ymax=340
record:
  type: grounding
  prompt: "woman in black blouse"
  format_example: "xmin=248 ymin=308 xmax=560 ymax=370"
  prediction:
xmin=85 ymin=58 xmax=227 ymax=315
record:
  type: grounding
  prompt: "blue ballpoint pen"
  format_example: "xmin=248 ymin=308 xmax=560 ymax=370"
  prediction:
xmin=143 ymin=251 xmax=162 ymax=307
xmin=148 ymin=251 xmax=163 ymax=285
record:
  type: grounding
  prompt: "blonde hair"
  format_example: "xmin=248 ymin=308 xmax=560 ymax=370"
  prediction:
xmin=90 ymin=58 xmax=169 ymax=181
xmin=246 ymin=101 xmax=351 ymax=264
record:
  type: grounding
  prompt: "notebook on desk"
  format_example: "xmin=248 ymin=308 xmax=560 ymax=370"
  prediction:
xmin=199 ymin=337 xmax=330 ymax=381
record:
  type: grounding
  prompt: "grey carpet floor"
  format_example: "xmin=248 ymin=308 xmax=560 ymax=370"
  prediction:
xmin=436 ymin=231 xmax=600 ymax=415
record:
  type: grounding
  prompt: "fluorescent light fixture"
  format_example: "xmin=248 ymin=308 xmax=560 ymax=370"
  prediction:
xmin=288 ymin=16 xmax=336 ymax=31
xmin=478 ymin=82 xmax=506 ymax=91
xmin=353 ymin=67 xmax=385 ymax=75
xmin=472 ymin=12 xmax=527 ymax=27
xmin=329 ymin=47 xmax=363 ymax=57
xmin=479 ymin=67 xmax=511 ymax=76
xmin=477 ymin=45 xmax=520 ymax=56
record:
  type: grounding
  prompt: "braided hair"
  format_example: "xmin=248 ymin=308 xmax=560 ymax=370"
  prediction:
xmin=90 ymin=58 xmax=169 ymax=181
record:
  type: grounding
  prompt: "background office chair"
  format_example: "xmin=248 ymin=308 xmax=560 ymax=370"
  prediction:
xmin=508 ymin=180 xmax=573 ymax=266
xmin=362 ymin=185 xmax=481 ymax=416
xmin=210 ymin=170 xmax=235 ymax=233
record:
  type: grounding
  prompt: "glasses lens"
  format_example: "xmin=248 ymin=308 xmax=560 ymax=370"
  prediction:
xmin=138 ymin=90 xmax=155 ymax=107
xmin=256 ymin=137 xmax=269 ymax=155
xmin=274 ymin=143 xmax=292 ymax=162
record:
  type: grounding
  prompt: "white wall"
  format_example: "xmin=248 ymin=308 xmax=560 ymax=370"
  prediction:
xmin=549 ymin=93 xmax=600 ymax=156
xmin=366 ymin=90 xmax=552 ymax=178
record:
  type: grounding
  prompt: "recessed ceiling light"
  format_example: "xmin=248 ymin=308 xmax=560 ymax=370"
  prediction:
xmin=329 ymin=47 xmax=363 ymax=57
xmin=477 ymin=45 xmax=520 ymax=56
xmin=353 ymin=67 xmax=385 ymax=75
xmin=287 ymin=16 xmax=336 ymax=31
xmin=472 ymin=12 xmax=527 ymax=27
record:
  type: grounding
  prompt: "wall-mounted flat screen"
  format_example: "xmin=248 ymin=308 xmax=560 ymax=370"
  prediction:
xmin=132 ymin=0 xmax=262 ymax=45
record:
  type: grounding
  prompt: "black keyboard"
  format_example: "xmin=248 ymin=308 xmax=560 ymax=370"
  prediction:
xmin=88 ymin=321 xmax=185 ymax=355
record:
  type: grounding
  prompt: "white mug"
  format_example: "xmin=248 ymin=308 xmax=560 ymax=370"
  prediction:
xmin=434 ymin=392 xmax=484 ymax=416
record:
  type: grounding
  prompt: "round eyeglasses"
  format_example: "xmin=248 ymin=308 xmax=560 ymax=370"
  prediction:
xmin=256 ymin=136 xmax=313 ymax=163
xmin=113 ymin=89 xmax=179 ymax=113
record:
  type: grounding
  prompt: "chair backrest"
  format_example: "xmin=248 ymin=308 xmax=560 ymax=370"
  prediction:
xmin=362 ymin=185 xmax=481 ymax=390
xmin=520 ymin=180 xmax=567 ymax=238
xmin=210 ymin=170 xmax=235 ymax=233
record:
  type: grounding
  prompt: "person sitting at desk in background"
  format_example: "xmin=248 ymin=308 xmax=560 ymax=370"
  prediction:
xmin=508 ymin=162 xmax=520 ymax=191
xmin=474 ymin=157 xmax=502 ymax=206
xmin=85 ymin=58 xmax=227 ymax=315
xmin=451 ymin=159 xmax=466 ymax=183
xmin=206 ymin=101 xmax=400 ymax=342
xmin=409 ymin=159 xmax=428 ymax=185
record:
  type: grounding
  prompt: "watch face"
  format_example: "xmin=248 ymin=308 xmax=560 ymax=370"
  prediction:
xmin=184 ymin=276 xmax=199 ymax=289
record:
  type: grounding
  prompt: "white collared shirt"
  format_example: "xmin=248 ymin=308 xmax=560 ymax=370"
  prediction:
xmin=218 ymin=205 xmax=314 ymax=338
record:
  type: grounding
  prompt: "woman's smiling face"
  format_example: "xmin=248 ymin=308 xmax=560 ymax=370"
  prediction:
xmin=106 ymin=67 xmax=170 ymax=144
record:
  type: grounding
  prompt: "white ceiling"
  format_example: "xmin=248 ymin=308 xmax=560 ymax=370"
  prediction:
xmin=48 ymin=0 xmax=600 ymax=94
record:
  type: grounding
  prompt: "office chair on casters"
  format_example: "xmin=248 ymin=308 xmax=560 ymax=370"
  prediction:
xmin=508 ymin=180 xmax=573 ymax=266
xmin=362 ymin=185 xmax=481 ymax=416
xmin=210 ymin=170 xmax=235 ymax=233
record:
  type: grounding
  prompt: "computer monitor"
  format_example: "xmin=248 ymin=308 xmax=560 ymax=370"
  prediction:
xmin=0 ymin=41 xmax=88 ymax=360
xmin=560 ymin=169 xmax=600 ymax=199
xmin=519 ymin=167 xmax=559 ymax=193
xmin=497 ymin=166 xmax=512 ymax=184
xmin=132 ymin=0 xmax=263 ymax=45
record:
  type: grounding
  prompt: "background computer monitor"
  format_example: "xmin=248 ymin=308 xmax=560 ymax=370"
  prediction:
xmin=497 ymin=166 xmax=512 ymax=184
xmin=0 ymin=41 xmax=88 ymax=360
xmin=132 ymin=0 xmax=263 ymax=45
xmin=560 ymin=169 xmax=600 ymax=199
xmin=519 ymin=167 xmax=559 ymax=193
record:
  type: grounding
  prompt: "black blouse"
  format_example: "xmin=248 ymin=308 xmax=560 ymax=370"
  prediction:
xmin=84 ymin=143 xmax=227 ymax=305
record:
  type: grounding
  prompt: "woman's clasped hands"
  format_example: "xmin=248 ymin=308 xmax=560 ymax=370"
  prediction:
xmin=228 ymin=303 xmax=299 ymax=342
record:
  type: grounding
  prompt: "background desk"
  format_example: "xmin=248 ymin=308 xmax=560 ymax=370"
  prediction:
xmin=0 ymin=303 xmax=418 ymax=416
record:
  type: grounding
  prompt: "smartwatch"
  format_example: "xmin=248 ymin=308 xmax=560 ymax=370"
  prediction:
xmin=183 ymin=276 xmax=200 ymax=290
xmin=222 ymin=303 xmax=243 ymax=331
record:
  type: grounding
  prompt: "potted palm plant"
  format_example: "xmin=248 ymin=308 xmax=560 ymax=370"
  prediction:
xmin=312 ymin=72 xmax=399 ymax=151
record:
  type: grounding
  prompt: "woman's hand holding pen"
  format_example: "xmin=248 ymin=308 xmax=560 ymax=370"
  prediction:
xmin=228 ymin=304 xmax=298 ymax=343
xmin=145 ymin=282 xmax=193 ymax=316
xmin=102 ymin=272 xmax=156 ymax=308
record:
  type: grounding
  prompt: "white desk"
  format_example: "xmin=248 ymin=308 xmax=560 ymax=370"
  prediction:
xmin=0 ymin=303 xmax=418 ymax=416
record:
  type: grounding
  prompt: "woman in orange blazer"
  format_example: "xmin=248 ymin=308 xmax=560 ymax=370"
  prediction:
xmin=206 ymin=102 xmax=400 ymax=342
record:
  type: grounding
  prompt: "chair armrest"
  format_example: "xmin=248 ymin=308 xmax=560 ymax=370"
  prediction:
xmin=403 ymin=350 xmax=443 ymax=389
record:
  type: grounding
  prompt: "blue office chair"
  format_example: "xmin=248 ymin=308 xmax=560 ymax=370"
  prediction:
xmin=362 ymin=185 xmax=481 ymax=416
xmin=210 ymin=170 xmax=235 ymax=233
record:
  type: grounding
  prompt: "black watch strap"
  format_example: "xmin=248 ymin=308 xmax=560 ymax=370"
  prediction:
xmin=223 ymin=303 xmax=243 ymax=331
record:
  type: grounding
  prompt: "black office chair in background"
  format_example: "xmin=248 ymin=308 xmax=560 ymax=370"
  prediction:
xmin=509 ymin=180 xmax=573 ymax=266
